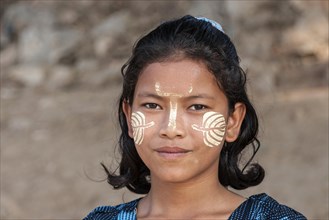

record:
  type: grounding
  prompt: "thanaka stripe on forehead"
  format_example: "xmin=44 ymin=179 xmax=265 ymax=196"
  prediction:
xmin=137 ymin=92 xmax=215 ymax=100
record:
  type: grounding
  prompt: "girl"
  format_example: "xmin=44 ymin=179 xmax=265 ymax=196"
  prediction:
xmin=84 ymin=15 xmax=306 ymax=220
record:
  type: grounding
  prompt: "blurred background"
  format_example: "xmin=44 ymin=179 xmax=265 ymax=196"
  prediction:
xmin=0 ymin=0 xmax=328 ymax=219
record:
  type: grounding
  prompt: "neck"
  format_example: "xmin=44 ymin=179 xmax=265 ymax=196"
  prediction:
xmin=138 ymin=173 xmax=241 ymax=219
xmin=150 ymin=174 xmax=225 ymax=204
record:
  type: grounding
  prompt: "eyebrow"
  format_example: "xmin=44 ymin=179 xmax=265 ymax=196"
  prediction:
xmin=137 ymin=92 xmax=163 ymax=99
xmin=184 ymin=94 xmax=215 ymax=100
xmin=137 ymin=92 xmax=215 ymax=100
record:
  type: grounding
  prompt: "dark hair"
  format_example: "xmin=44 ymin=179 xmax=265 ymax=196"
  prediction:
xmin=102 ymin=15 xmax=265 ymax=194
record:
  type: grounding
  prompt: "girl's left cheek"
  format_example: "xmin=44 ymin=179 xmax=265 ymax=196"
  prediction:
xmin=191 ymin=112 xmax=226 ymax=148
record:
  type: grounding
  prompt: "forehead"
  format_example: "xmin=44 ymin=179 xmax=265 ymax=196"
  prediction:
xmin=136 ymin=59 xmax=219 ymax=94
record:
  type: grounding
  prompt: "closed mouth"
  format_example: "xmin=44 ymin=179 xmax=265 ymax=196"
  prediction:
xmin=154 ymin=147 xmax=192 ymax=160
xmin=155 ymin=147 xmax=191 ymax=153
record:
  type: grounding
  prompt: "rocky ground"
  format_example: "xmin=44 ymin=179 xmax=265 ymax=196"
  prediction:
xmin=1 ymin=1 xmax=328 ymax=219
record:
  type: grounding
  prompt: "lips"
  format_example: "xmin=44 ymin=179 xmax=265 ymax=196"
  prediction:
xmin=156 ymin=147 xmax=190 ymax=153
xmin=155 ymin=146 xmax=191 ymax=159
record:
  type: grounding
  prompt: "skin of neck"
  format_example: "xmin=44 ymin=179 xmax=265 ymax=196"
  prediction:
xmin=137 ymin=161 xmax=243 ymax=219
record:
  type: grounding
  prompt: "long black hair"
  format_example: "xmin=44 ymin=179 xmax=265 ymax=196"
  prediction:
xmin=102 ymin=15 xmax=265 ymax=194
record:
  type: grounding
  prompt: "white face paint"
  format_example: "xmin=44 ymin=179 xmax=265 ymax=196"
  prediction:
xmin=131 ymin=111 xmax=155 ymax=145
xmin=192 ymin=111 xmax=226 ymax=147
xmin=155 ymin=82 xmax=193 ymax=129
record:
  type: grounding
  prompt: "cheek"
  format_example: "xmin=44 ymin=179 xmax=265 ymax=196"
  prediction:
xmin=191 ymin=112 xmax=226 ymax=148
xmin=131 ymin=111 xmax=155 ymax=145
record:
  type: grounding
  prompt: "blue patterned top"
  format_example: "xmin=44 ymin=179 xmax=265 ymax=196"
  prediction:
xmin=84 ymin=193 xmax=306 ymax=220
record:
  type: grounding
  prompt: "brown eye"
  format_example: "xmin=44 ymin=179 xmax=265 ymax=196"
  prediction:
xmin=190 ymin=104 xmax=207 ymax=111
xmin=144 ymin=103 xmax=161 ymax=109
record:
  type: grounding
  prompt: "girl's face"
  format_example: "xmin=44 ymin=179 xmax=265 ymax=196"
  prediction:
xmin=123 ymin=59 xmax=245 ymax=184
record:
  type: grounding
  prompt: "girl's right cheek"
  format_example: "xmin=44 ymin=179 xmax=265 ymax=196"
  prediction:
xmin=131 ymin=111 xmax=155 ymax=145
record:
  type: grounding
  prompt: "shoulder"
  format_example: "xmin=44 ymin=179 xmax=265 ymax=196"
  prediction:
xmin=230 ymin=193 xmax=307 ymax=220
xmin=83 ymin=198 xmax=141 ymax=220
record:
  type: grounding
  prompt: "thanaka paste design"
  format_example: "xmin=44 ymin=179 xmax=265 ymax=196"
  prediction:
xmin=154 ymin=82 xmax=193 ymax=129
xmin=131 ymin=111 xmax=155 ymax=145
xmin=192 ymin=112 xmax=226 ymax=147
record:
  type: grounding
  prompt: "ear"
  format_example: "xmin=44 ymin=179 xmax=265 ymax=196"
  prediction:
xmin=225 ymin=102 xmax=246 ymax=142
xmin=122 ymin=100 xmax=134 ymax=139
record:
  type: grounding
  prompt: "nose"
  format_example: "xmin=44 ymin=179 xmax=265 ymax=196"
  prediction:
xmin=159 ymin=103 xmax=186 ymax=139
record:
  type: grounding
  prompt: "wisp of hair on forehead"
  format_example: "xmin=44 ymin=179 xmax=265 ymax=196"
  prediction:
xmin=102 ymin=15 xmax=265 ymax=194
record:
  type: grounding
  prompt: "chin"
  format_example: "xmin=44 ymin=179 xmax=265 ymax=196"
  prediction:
xmin=152 ymin=169 xmax=196 ymax=184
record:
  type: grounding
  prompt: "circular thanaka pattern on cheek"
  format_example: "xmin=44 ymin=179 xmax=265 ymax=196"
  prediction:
xmin=131 ymin=111 xmax=155 ymax=145
xmin=192 ymin=112 xmax=226 ymax=148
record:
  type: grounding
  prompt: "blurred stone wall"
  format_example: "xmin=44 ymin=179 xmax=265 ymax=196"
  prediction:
xmin=1 ymin=0 xmax=328 ymax=219
xmin=1 ymin=1 xmax=328 ymax=92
